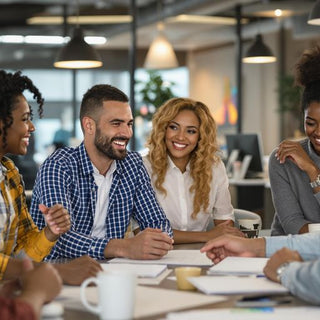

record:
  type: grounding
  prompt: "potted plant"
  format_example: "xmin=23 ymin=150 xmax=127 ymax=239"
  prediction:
xmin=136 ymin=70 xmax=176 ymax=120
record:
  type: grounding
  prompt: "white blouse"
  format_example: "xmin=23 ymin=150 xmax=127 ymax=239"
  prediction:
xmin=143 ymin=156 xmax=234 ymax=231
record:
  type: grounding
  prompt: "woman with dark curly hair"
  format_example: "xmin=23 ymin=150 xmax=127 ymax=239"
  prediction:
xmin=144 ymin=97 xmax=244 ymax=243
xmin=270 ymin=45 xmax=320 ymax=236
xmin=0 ymin=70 xmax=102 ymax=288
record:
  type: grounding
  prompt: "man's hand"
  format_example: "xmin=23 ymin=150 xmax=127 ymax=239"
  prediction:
xmin=53 ymin=255 xmax=102 ymax=286
xmin=200 ymin=235 xmax=266 ymax=264
xmin=105 ymin=228 xmax=174 ymax=260
xmin=263 ymin=247 xmax=303 ymax=282
xmin=40 ymin=204 xmax=71 ymax=241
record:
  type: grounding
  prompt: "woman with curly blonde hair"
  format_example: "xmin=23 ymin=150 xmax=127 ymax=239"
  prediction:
xmin=144 ymin=97 xmax=244 ymax=243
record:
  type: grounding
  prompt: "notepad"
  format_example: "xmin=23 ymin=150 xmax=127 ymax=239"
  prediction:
xmin=109 ymin=250 xmax=213 ymax=267
xmin=188 ymin=276 xmax=288 ymax=295
xmin=208 ymin=257 xmax=269 ymax=276
xmin=101 ymin=263 xmax=167 ymax=278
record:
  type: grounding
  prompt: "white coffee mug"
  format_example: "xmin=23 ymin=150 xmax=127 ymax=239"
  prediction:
xmin=80 ymin=271 xmax=136 ymax=320
xmin=238 ymin=218 xmax=261 ymax=238
xmin=308 ymin=223 xmax=320 ymax=233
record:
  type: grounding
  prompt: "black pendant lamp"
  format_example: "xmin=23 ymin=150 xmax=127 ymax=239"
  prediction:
xmin=54 ymin=26 xmax=103 ymax=69
xmin=243 ymin=34 xmax=276 ymax=64
xmin=308 ymin=0 xmax=320 ymax=25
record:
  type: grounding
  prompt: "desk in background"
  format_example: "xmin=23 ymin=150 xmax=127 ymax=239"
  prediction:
xmin=229 ymin=178 xmax=274 ymax=229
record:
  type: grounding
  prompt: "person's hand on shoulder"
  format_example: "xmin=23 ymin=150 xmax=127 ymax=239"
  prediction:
xmin=40 ymin=204 xmax=71 ymax=241
xmin=200 ymin=235 xmax=266 ymax=264
xmin=53 ymin=255 xmax=102 ymax=286
xmin=263 ymin=247 xmax=303 ymax=282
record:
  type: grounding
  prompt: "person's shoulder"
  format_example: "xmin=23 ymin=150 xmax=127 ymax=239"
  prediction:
xmin=1 ymin=156 xmax=18 ymax=172
xmin=118 ymin=151 xmax=146 ymax=172
xmin=41 ymin=146 xmax=80 ymax=170
xmin=123 ymin=151 xmax=142 ymax=162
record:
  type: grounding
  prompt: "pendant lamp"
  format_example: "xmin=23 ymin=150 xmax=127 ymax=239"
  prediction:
xmin=54 ymin=0 xmax=102 ymax=69
xmin=308 ymin=0 xmax=320 ymax=25
xmin=54 ymin=27 xmax=103 ymax=69
xmin=243 ymin=34 xmax=276 ymax=64
xmin=144 ymin=22 xmax=178 ymax=69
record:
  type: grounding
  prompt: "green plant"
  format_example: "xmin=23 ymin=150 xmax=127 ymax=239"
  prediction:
xmin=136 ymin=70 xmax=176 ymax=120
xmin=278 ymin=74 xmax=303 ymax=131
xmin=278 ymin=75 xmax=301 ymax=113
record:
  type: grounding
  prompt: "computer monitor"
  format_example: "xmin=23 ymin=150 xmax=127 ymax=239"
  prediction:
xmin=225 ymin=133 xmax=264 ymax=178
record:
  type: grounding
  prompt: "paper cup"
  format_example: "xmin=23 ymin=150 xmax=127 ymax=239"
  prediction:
xmin=238 ymin=218 xmax=261 ymax=238
xmin=308 ymin=223 xmax=320 ymax=233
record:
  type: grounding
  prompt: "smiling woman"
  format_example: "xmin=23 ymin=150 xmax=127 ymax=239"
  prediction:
xmin=143 ymin=97 xmax=245 ymax=244
xmin=270 ymin=45 xmax=320 ymax=236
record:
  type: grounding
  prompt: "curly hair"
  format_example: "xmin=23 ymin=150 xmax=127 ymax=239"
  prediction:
xmin=294 ymin=45 xmax=320 ymax=112
xmin=146 ymin=97 xmax=220 ymax=219
xmin=0 ymin=70 xmax=44 ymax=147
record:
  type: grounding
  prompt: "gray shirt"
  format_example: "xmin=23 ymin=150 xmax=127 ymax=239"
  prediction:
xmin=266 ymin=233 xmax=320 ymax=305
xmin=270 ymin=138 xmax=320 ymax=235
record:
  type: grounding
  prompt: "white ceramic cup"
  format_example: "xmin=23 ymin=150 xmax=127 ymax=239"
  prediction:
xmin=80 ymin=271 xmax=136 ymax=320
xmin=308 ymin=223 xmax=320 ymax=233
xmin=238 ymin=218 xmax=261 ymax=238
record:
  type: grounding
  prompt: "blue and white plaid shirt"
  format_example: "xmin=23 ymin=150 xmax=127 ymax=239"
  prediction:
xmin=30 ymin=142 xmax=172 ymax=260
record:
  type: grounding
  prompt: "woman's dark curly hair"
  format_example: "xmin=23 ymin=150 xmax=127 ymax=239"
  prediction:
xmin=0 ymin=70 xmax=44 ymax=147
xmin=295 ymin=45 xmax=320 ymax=112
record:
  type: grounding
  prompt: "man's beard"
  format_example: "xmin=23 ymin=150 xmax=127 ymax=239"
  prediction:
xmin=94 ymin=128 xmax=128 ymax=160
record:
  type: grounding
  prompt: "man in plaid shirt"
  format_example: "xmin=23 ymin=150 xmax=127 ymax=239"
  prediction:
xmin=31 ymin=84 xmax=173 ymax=261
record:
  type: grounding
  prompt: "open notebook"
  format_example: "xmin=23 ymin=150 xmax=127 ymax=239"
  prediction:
xmin=208 ymin=257 xmax=269 ymax=276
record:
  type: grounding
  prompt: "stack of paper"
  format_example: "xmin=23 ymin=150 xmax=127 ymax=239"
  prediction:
xmin=166 ymin=307 xmax=320 ymax=320
xmin=101 ymin=263 xmax=167 ymax=278
xmin=208 ymin=257 xmax=269 ymax=276
xmin=109 ymin=250 xmax=213 ymax=267
xmin=188 ymin=276 xmax=288 ymax=295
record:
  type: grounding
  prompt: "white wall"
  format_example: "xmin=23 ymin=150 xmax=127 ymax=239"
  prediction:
xmin=187 ymin=30 xmax=320 ymax=156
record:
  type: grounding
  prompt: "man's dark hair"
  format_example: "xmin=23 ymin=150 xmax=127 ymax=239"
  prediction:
xmin=0 ymin=70 xmax=44 ymax=147
xmin=80 ymin=84 xmax=129 ymax=128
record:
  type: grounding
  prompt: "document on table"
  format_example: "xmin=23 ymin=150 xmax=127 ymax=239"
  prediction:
xmin=208 ymin=257 xmax=269 ymax=276
xmin=101 ymin=263 xmax=167 ymax=278
xmin=166 ymin=307 xmax=320 ymax=320
xmin=109 ymin=250 xmax=213 ymax=267
xmin=188 ymin=276 xmax=288 ymax=295
xmin=59 ymin=285 xmax=227 ymax=319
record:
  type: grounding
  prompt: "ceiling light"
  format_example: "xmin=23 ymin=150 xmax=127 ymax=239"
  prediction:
xmin=308 ymin=0 xmax=320 ymax=25
xmin=144 ymin=22 xmax=178 ymax=70
xmin=243 ymin=34 xmax=276 ymax=64
xmin=54 ymin=27 xmax=103 ymax=69
xmin=166 ymin=14 xmax=248 ymax=25
xmin=24 ymin=35 xmax=65 ymax=44
xmin=274 ymin=9 xmax=283 ymax=17
xmin=0 ymin=35 xmax=24 ymax=43
xmin=27 ymin=15 xmax=132 ymax=25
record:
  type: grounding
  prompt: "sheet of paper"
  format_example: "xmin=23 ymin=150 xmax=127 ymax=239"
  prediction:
xmin=109 ymin=250 xmax=213 ymax=267
xmin=188 ymin=276 xmax=288 ymax=295
xmin=208 ymin=257 xmax=269 ymax=276
xmin=59 ymin=285 xmax=227 ymax=318
xmin=100 ymin=262 xmax=168 ymax=278
xmin=166 ymin=307 xmax=320 ymax=320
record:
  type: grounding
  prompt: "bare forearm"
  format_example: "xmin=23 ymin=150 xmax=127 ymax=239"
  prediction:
xmin=104 ymin=238 xmax=129 ymax=258
xmin=173 ymin=229 xmax=209 ymax=244
xmin=253 ymin=237 xmax=266 ymax=257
